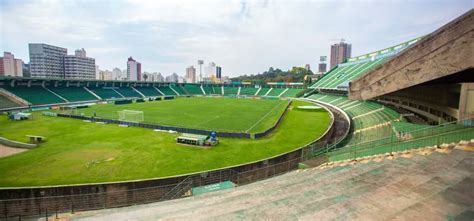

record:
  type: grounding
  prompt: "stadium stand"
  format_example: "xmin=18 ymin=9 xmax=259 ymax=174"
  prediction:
xmin=265 ymin=87 xmax=286 ymax=97
xmin=239 ymin=86 xmax=259 ymax=96
xmin=86 ymin=85 xmax=123 ymax=99
xmin=213 ymin=85 xmax=223 ymax=95
xmin=310 ymin=38 xmax=421 ymax=90
xmin=202 ymin=85 xmax=222 ymax=95
xmin=255 ymin=87 xmax=271 ymax=96
xmin=1 ymin=85 xmax=65 ymax=105
xmin=169 ymin=84 xmax=186 ymax=95
xmin=223 ymin=86 xmax=239 ymax=96
xmin=134 ymin=86 xmax=162 ymax=97
xmin=308 ymin=93 xmax=403 ymax=146
xmin=307 ymin=92 xmax=473 ymax=162
xmin=280 ymin=88 xmax=303 ymax=98
xmin=115 ymin=86 xmax=142 ymax=98
xmin=183 ymin=84 xmax=204 ymax=95
xmin=68 ymin=148 xmax=474 ymax=220
xmin=48 ymin=85 xmax=97 ymax=102
xmin=202 ymin=85 xmax=214 ymax=95
xmin=157 ymin=86 xmax=178 ymax=96
xmin=0 ymin=94 xmax=21 ymax=109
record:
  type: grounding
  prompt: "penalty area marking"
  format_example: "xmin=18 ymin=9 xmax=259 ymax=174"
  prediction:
xmin=245 ymin=100 xmax=289 ymax=133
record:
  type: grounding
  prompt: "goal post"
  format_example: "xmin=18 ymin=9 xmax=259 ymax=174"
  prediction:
xmin=118 ymin=110 xmax=144 ymax=122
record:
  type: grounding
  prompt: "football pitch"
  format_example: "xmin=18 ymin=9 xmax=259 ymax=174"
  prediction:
xmin=74 ymin=97 xmax=289 ymax=133
xmin=0 ymin=99 xmax=331 ymax=187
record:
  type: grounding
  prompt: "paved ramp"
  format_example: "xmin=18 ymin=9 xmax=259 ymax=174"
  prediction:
xmin=67 ymin=149 xmax=473 ymax=220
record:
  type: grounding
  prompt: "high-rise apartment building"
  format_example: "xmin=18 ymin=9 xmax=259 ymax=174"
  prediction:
xmin=166 ymin=73 xmax=179 ymax=83
xmin=98 ymin=70 xmax=113 ymax=80
xmin=29 ymin=43 xmax=67 ymax=78
xmin=29 ymin=44 xmax=95 ymax=79
xmin=0 ymin=52 xmax=23 ymax=77
xmin=112 ymin=67 xmax=123 ymax=80
xmin=318 ymin=63 xmax=327 ymax=74
xmin=127 ymin=57 xmax=142 ymax=81
xmin=206 ymin=62 xmax=216 ymax=78
xmin=156 ymin=73 xmax=164 ymax=82
xmin=95 ymin=65 xmax=100 ymax=80
xmin=318 ymin=56 xmax=327 ymax=74
xmin=330 ymin=41 xmax=351 ymax=69
xmin=15 ymin=59 xmax=23 ymax=76
xmin=64 ymin=48 xmax=95 ymax=79
xmin=216 ymin=66 xmax=222 ymax=79
xmin=185 ymin=66 xmax=196 ymax=83
xmin=75 ymin=48 xmax=87 ymax=58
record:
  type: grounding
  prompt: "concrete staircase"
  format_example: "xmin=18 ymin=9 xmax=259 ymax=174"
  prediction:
xmin=68 ymin=145 xmax=474 ymax=220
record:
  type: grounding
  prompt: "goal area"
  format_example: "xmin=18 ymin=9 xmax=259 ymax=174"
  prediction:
xmin=118 ymin=110 xmax=144 ymax=122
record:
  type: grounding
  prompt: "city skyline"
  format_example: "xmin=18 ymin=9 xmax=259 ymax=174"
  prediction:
xmin=0 ymin=0 xmax=471 ymax=76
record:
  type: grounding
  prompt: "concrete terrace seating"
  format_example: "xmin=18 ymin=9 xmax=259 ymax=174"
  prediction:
xmin=239 ymin=87 xmax=259 ymax=96
xmin=69 ymin=149 xmax=474 ymax=220
xmin=308 ymin=93 xmax=474 ymax=162
xmin=87 ymin=86 xmax=123 ymax=99
xmin=308 ymin=93 xmax=405 ymax=148
xmin=1 ymin=85 xmax=64 ymax=105
xmin=266 ymin=88 xmax=286 ymax=97
xmin=223 ymin=86 xmax=239 ymax=96
xmin=48 ymin=86 xmax=97 ymax=102
xmin=329 ymin=126 xmax=473 ymax=161
xmin=310 ymin=93 xmax=403 ymax=129
xmin=0 ymin=94 xmax=22 ymax=109
xmin=280 ymin=88 xmax=303 ymax=98
xmin=202 ymin=85 xmax=222 ymax=95
xmin=256 ymin=87 xmax=271 ymax=96
xmin=310 ymin=58 xmax=388 ymax=90
xmin=201 ymin=85 xmax=213 ymax=95
xmin=183 ymin=84 xmax=204 ymax=95
xmin=115 ymin=87 xmax=142 ymax=98
xmin=157 ymin=86 xmax=178 ymax=96
xmin=170 ymin=85 xmax=186 ymax=95
xmin=134 ymin=86 xmax=162 ymax=97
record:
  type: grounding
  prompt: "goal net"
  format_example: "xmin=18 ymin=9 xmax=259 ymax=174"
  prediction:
xmin=118 ymin=110 xmax=144 ymax=122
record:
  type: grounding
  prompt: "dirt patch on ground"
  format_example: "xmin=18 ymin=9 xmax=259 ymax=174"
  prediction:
xmin=0 ymin=144 xmax=28 ymax=158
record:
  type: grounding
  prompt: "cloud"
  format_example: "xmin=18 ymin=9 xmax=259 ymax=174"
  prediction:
xmin=1 ymin=0 xmax=472 ymax=77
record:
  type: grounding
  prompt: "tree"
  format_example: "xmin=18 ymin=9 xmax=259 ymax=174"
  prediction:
xmin=143 ymin=74 xmax=148 ymax=82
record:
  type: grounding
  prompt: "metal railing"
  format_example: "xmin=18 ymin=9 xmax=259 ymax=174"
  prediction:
xmin=0 ymin=156 xmax=300 ymax=219
xmin=307 ymin=118 xmax=474 ymax=162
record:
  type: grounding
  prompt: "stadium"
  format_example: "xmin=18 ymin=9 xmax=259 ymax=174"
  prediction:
xmin=0 ymin=8 xmax=473 ymax=221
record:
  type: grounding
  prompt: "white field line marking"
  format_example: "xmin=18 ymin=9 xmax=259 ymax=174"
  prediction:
xmin=245 ymin=100 xmax=288 ymax=133
xmin=193 ymin=116 xmax=221 ymax=128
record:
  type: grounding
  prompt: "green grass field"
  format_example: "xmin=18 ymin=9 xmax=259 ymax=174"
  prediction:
xmin=0 ymin=99 xmax=331 ymax=187
xmin=73 ymin=97 xmax=289 ymax=133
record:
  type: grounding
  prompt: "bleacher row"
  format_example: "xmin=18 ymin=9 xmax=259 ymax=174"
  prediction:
xmin=310 ymin=58 xmax=388 ymax=90
xmin=309 ymin=38 xmax=422 ymax=90
xmin=308 ymin=93 xmax=474 ymax=162
xmin=309 ymin=93 xmax=404 ymax=145
xmin=0 ymin=84 xmax=304 ymax=106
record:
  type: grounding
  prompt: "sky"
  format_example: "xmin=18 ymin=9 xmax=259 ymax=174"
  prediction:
xmin=0 ymin=0 xmax=472 ymax=77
